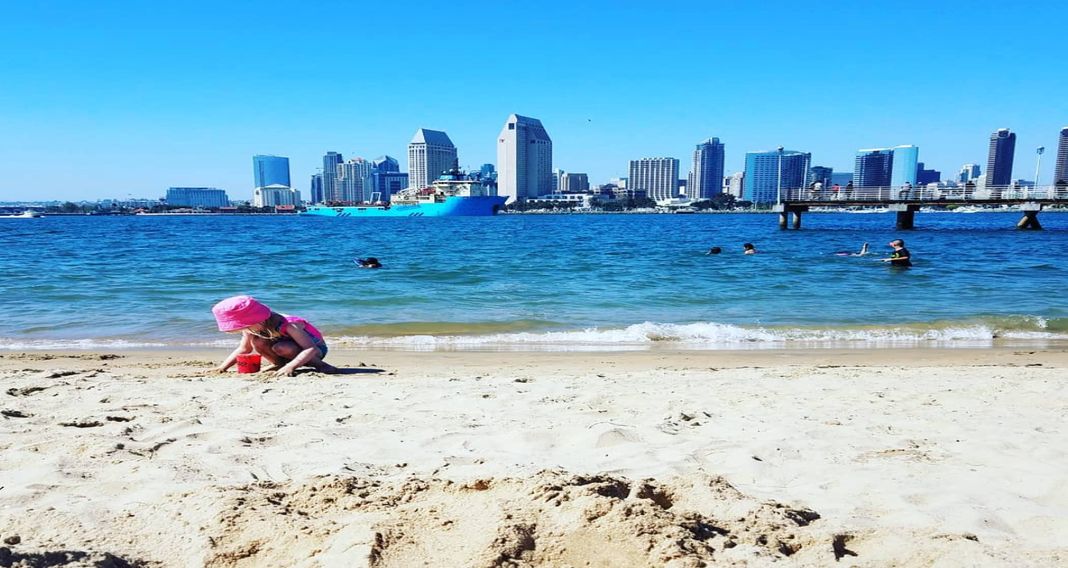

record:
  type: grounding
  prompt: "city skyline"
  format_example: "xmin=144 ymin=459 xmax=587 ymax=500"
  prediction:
xmin=1 ymin=1 xmax=1066 ymax=200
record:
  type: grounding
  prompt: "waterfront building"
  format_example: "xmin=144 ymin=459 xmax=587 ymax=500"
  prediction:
xmin=628 ymin=157 xmax=680 ymax=202
xmin=497 ymin=114 xmax=553 ymax=203
xmin=252 ymin=155 xmax=291 ymax=189
xmin=890 ymin=145 xmax=919 ymax=187
xmin=373 ymin=155 xmax=400 ymax=173
xmin=690 ymin=137 xmax=725 ymax=200
xmin=986 ymin=128 xmax=1016 ymax=188
xmin=916 ymin=162 xmax=941 ymax=185
xmin=253 ymin=184 xmax=301 ymax=207
xmin=552 ymin=169 xmax=564 ymax=193
xmin=809 ymin=166 xmax=833 ymax=187
xmin=725 ymin=172 xmax=745 ymax=198
xmin=830 ymin=172 xmax=853 ymax=187
xmin=854 ymin=148 xmax=894 ymax=188
xmin=165 ymin=187 xmax=229 ymax=208
xmin=561 ymin=172 xmax=590 ymax=193
xmin=322 ymin=151 xmax=344 ymax=202
xmin=408 ymin=129 xmax=457 ymax=190
xmin=373 ymin=171 xmax=409 ymax=200
xmin=310 ymin=173 xmax=323 ymax=204
xmin=337 ymin=158 xmax=376 ymax=203
xmin=743 ymin=149 xmax=811 ymax=204
xmin=609 ymin=177 xmax=628 ymax=188
xmin=1055 ymin=127 xmax=1068 ymax=185
xmin=958 ymin=164 xmax=981 ymax=184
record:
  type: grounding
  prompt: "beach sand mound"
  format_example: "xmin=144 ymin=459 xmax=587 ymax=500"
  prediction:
xmin=202 ymin=471 xmax=829 ymax=567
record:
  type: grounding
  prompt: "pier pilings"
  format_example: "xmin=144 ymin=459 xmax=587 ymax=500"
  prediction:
xmin=890 ymin=204 xmax=919 ymax=230
xmin=773 ymin=204 xmax=808 ymax=230
xmin=1016 ymin=203 xmax=1043 ymax=230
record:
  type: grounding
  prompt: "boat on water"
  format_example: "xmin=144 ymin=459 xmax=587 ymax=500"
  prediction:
xmin=304 ymin=169 xmax=506 ymax=217
xmin=0 ymin=210 xmax=43 ymax=219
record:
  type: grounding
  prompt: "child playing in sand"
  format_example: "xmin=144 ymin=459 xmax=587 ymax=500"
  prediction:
xmin=212 ymin=295 xmax=339 ymax=377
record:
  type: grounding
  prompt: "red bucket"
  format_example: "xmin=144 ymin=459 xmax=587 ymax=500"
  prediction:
xmin=236 ymin=353 xmax=261 ymax=374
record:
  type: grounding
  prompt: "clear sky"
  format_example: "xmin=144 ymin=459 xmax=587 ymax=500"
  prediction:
xmin=2 ymin=0 xmax=1066 ymax=201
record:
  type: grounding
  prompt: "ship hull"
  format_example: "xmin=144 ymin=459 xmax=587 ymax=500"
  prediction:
xmin=303 ymin=196 xmax=506 ymax=217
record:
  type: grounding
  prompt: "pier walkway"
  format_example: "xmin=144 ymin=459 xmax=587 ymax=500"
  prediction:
xmin=772 ymin=185 xmax=1067 ymax=229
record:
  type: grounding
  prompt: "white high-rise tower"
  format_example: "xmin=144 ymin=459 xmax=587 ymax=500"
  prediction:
xmin=497 ymin=114 xmax=553 ymax=203
xmin=408 ymin=129 xmax=457 ymax=190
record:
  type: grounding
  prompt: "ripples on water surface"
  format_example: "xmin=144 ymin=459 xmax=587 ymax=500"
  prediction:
xmin=3 ymin=212 xmax=1067 ymax=349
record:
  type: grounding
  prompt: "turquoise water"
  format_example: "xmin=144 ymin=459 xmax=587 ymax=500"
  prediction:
xmin=2 ymin=212 xmax=1067 ymax=349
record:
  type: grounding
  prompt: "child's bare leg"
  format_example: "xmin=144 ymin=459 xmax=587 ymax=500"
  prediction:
xmin=250 ymin=336 xmax=287 ymax=367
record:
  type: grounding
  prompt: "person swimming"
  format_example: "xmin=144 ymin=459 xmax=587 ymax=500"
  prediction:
xmin=834 ymin=242 xmax=870 ymax=256
xmin=743 ymin=243 xmax=757 ymax=255
xmin=354 ymin=257 xmax=382 ymax=268
xmin=706 ymin=246 xmax=722 ymax=255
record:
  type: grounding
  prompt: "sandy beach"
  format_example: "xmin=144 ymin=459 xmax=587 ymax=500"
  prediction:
xmin=1 ymin=347 xmax=1066 ymax=566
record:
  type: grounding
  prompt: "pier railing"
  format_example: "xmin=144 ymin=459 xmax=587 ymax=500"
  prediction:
xmin=782 ymin=184 xmax=1068 ymax=204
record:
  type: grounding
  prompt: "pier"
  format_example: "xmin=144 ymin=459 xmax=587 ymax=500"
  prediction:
xmin=772 ymin=185 xmax=1067 ymax=229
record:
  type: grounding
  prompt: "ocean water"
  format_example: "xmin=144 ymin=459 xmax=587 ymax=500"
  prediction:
xmin=2 ymin=211 xmax=1067 ymax=350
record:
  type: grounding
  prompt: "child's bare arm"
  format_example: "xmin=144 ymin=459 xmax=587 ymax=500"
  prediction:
xmin=274 ymin=325 xmax=321 ymax=376
xmin=215 ymin=333 xmax=252 ymax=372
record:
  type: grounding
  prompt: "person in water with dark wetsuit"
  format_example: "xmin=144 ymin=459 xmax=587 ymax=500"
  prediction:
xmin=881 ymin=240 xmax=912 ymax=267
xmin=355 ymin=257 xmax=382 ymax=268
xmin=835 ymin=242 xmax=870 ymax=256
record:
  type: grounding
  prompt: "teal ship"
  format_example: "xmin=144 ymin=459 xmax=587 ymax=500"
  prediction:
xmin=304 ymin=169 xmax=506 ymax=217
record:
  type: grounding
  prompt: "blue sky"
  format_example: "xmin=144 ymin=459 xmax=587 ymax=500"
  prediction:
xmin=2 ymin=0 xmax=1066 ymax=201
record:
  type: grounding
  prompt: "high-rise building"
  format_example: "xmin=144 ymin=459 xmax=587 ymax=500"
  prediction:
xmin=309 ymin=173 xmax=323 ymax=204
xmin=986 ymin=128 xmax=1016 ymax=188
xmin=497 ymin=114 xmax=553 ymax=202
xmin=958 ymin=164 xmax=981 ymax=184
xmin=252 ymin=155 xmax=291 ymax=189
xmin=915 ymin=162 xmax=941 ymax=184
xmin=253 ymin=185 xmax=301 ymax=207
xmin=742 ymin=149 xmax=811 ymax=204
xmin=628 ymin=157 xmax=680 ymax=202
xmin=725 ymin=172 xmax=745 ymax=198
xmin=337 ymin=158 xmax=375 ymax=203
xmin=690 ymin=138 xmax=725 ymax=200
xmin=373 ymin=155 xmax=400 ymax=173
xmin=165 ymin=187 xmax=230 ymax=208
xmin=552 ymin=169 xmax=564 ymax=193
xmin=561 ymin=172 xmax=589 ymax=193
xmin=809 ymin=166 xmax=833 ymax=187
xmin=854 ymin=148 xmax=894 ymax=188
xmin=373 ymin=172 xmax=409 ymax=200
xmin=890 ymin=145 xmax=919 ymax=187
xmin=322 ymin=151 xmax=344 ymax=202
xmin=408 ymin=129 xmax=457 ymax=190
xmin=1055 ymin=127 xmax=1068 ymax=185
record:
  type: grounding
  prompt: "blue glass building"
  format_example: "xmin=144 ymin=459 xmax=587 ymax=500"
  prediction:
xmin=309 ymin=173 xmax=323 ymax=204
xmin=809 ymin=166 xmax=833 ymax=186
xmin=986 ymin=128 xmax=1016 ymax=187
xmin=890 ymin=145 xmax=919 ymax=187
xmin=743 ymin=149 xmax=811 ymax=204
xmin=373 ymin=155 xmax=400 ymax=173
xmin=322 ymin=151 xmax=344 ymax=202
xmin=854 ymin=149 xmax=894 ymax=188
xmin=165 ymin=187 xmax=230 ymax=208
xmin=252 ymin=155 xmax=291 ymax=188
xmin=691 ymin=138 xmax=725 ymax=200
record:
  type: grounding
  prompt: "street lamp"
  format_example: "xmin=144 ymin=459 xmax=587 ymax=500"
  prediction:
xmin=1035 ymin=147 xmax=1045 ymax=198
xmin=776 ymin=146 xmax=784 ymax=204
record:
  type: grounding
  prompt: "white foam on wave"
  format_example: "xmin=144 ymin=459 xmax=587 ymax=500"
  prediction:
xmin=330 ymin=319 xmax=1068 ymax=351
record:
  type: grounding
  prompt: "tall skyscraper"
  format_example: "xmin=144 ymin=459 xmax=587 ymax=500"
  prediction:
xmin=322 ymin=151 xmax=344 ymax=202
xmin=725 ymin=172 xmax=745 ymax=198
xmin=252 ymin=155 xmax=291 ymax=189
xmin=890 ymin=145 xmax=919 ymax=187
xmin=497 ymin=114 xmax=553 ymax=203
xmin=958 ymin=164 xmax=981 ymax=183
xmin=408 ymin=129 xmax=457 ymax=190
xmin=309 ymin=173 xmax=323 ymax=204
xmin=743 ymin=149 xmax=811 ymax=204
xmin=373 ymin=155 xmax=400 ymax=173
xmin=1055 ymin=127 xmax=1068 ymax=185
xmin=552 ymin=169 xmax=564 ymax=193
xmin=986 ymin=128 xmax=1016 ymax=188
xmin=915 ymin=162 xmax=941 ymax=184
xmin=809 ymin=166 xmax=833 ymax=186
xmin=628 ymin=157 xmax=680 ymax=201
xmin=690 ymin=138 xmax=725 ymax=200
xmin=561 ymin=172 xmax=589 ymax=193
xmin=337 ymin=158 xmax=377 ymax=203
xmin=854 ymin=148 xmax=894 ymax=188
xmin=370 ymin=155 xmax=405 ymax=201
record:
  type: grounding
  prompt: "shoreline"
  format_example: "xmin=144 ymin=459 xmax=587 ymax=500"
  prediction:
xmin=2 ymin=347 xmax=1066 ymax=565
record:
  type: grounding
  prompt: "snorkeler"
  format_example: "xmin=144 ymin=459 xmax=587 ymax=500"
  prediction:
xmin=354 ymin=257 xmax=382 ymax=269
xmin=834 ymin=242 xmax=870 ymax=256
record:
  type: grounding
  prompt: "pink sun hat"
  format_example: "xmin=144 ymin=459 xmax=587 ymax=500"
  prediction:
xmin=212 ymin=295 xmax=271 ymax=332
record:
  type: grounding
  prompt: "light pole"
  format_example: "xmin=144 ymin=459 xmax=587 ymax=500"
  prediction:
xmin=1035 ymin=147 xmax=1045 ymax=198
xmin=776 ymin=146 xmax=784 ymax=204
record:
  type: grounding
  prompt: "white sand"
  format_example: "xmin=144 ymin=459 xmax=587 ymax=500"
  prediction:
xmin=0 ymin=348 xmax=1066 ymax=566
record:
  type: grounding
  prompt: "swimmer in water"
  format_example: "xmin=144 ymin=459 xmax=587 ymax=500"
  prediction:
xmin=354 ymin=257 xmax=382 ymax=269
xmin=743 ymin=243 xmax=757 ymax=255
xmin=834 ymin=242 xmax=870 ymax=256
xmin=706 ymin=246 xmax=722 ymax=255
